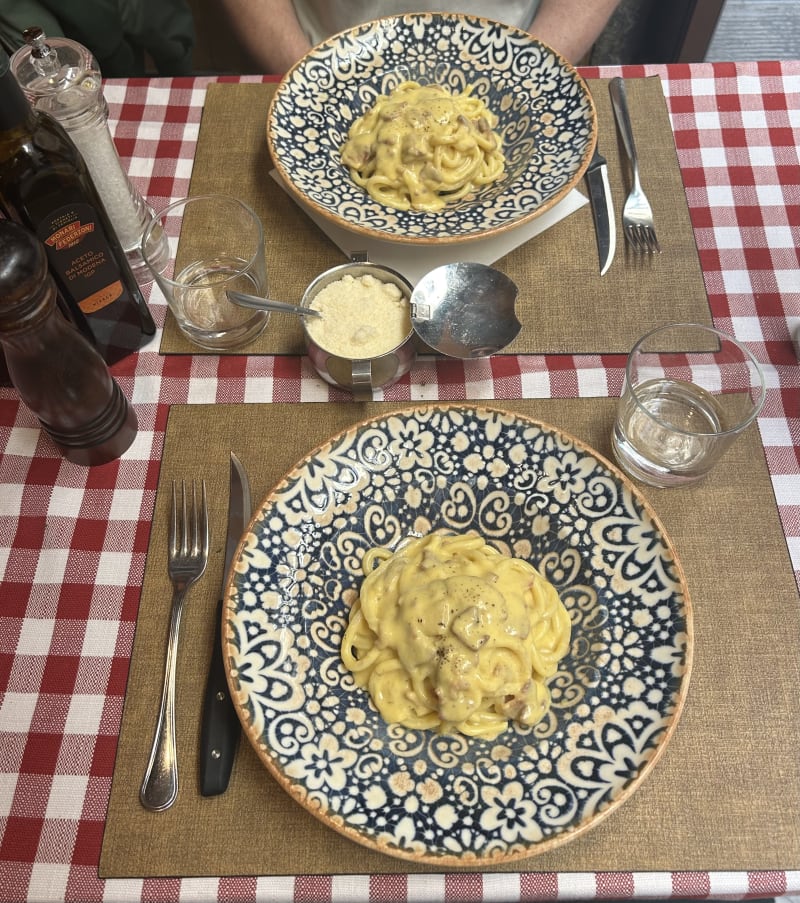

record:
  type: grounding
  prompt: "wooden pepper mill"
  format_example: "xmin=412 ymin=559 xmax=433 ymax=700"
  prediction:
xmin=0 ymin=219 xmax=137 ymax=465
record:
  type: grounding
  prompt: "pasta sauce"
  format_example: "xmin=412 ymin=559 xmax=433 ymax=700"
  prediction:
xmin=341 ymin=530 xmax=571 ymax=740
xmin=341 ymin=81 xmax=506 ymax=213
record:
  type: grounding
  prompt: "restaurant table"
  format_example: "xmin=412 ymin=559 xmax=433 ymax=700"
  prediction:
xmin=1 ymin=60 xmax=798 ymax=903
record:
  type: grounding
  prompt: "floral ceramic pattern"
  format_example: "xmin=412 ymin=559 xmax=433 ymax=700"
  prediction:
xmin=224 ymin=405 xmax=692 ymax=864
xmin=267 ymin=14 xmax=596 ymax=244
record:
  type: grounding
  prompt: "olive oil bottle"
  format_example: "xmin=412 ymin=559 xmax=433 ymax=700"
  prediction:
xmin=0 ymin=49 xmax=155 ymax=365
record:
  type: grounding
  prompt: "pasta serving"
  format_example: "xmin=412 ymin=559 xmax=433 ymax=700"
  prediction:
xmin=341 ymin=530 xmax=571 ymax=740
xmin=340 ymin=81 xmax=506 ymax=213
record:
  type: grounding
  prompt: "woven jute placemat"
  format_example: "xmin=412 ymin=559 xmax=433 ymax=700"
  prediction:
xmin=101 ymin=399 xmax=800 ymax=878
xmin=159 ymin=77 xmax=712 ymax=356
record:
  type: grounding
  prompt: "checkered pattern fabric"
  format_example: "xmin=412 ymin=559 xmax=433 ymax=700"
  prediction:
xmin=0 ymin=61 xmax=798 ymax=903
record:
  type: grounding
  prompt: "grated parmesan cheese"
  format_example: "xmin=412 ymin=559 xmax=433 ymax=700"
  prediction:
xmin=305 ymin=273 xmax=412 ymax=358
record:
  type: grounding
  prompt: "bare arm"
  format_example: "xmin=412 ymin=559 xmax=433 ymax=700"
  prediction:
xmin=529 ymin=0 xmax=622 ymax=63
xmin=216 ymin=0 xmax=311 ymax=73
xmin=215 ymin=0 xmax=621 ymax=73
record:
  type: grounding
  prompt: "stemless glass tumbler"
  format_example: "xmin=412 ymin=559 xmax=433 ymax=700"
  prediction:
xmin=612 ymin=323 xmax=766 ymax=488
xmin=142 ymin=195 xmax=269 ymax=351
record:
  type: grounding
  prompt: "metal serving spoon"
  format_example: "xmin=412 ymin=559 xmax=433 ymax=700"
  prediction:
xmin=410 ymin=262 xmax=520 ymax=358
xmin=226 ymin=290 xmax=323 ymax=319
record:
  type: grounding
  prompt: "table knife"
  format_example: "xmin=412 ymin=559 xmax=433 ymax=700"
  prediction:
xmin=585 ymin=145 xmax=616 ymax=275
xmin=199 ymin=451 xmax=251 ymax=797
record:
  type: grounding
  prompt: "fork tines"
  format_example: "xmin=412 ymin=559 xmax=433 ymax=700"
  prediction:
xmin=625 ymin=223 xmax=661 ymax=254
xmin=170 ymin=479 xmax=209 ymax=563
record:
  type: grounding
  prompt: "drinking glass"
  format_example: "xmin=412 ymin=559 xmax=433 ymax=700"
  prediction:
xmin=612 ymin=323 xmax=766 ymax=488
xmin=142 ymin=195 xmax=268 ymax=350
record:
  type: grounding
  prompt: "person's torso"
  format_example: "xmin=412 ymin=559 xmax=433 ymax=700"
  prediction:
xmin=292 ymin=0 xmax=541 ymax=46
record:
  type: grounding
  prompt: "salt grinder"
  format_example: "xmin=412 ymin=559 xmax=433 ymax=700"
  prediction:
xmin=0 ymin=220 xmax=138 ymax=466
xmin=10 ymin=27 xmax=168 ymax=282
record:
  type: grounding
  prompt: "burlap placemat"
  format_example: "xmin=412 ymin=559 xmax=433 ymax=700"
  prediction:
xmin=101 ymin=399 xmax=800 ymax=878
xmin=159 ymin=78 xmax=712 ymax=356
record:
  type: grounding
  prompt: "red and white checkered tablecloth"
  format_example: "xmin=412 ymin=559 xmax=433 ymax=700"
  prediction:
xmin=0 ymin=61 xmax=798 ymax=903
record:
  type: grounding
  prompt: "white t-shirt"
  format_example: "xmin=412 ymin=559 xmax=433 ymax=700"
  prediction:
xmin=291 ymin=1 xmax=542 ymax=46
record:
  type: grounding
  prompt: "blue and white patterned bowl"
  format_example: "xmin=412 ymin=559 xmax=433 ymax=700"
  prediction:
xmin=267 ymin=14 xmax=597 ymax=245
xmin=224 ymin=405 xmax=693 ymax=864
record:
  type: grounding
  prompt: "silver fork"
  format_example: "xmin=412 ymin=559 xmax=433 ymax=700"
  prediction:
xmin=140 ymin=479 xmax=209 ymax=811
xmin=608 ymin=77 xmax=661 ymax=254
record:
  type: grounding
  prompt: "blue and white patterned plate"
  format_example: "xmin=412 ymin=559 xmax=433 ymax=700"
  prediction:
xmin=267 ymin=14 xmax=597 ymax=244
xmin=224 ymin=405 xmax=692 ymax=864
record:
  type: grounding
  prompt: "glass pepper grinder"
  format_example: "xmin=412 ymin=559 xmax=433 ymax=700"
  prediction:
xmin=10 ymin=27 xmax=169 ymax=283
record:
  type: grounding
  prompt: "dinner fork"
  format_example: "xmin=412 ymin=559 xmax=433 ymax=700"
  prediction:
xmin=140 ymin=480 xmax=209 ymax=811
xmin=608 ymin=77 xmax=661 ymax=254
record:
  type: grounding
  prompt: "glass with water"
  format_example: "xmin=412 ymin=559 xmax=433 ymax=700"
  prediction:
xmin=612 ymin=323 xmax=766 ymax=487
xmin=142 ymin=195 xmax=268 ymax=351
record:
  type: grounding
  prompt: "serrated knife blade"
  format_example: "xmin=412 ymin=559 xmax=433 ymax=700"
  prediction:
xmin=199 ymin=451 xmax=251 ymax=797
xmin=585 ymin=146 xmax=616 ymax=276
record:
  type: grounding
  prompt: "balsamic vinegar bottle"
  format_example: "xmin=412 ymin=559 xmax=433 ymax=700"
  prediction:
xmin=0 ymin=48 xmax=155 ymax=366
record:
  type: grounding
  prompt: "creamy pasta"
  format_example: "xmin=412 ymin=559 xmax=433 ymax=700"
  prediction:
xmin=340 ymin=81 xmax=506 ymax=213
xmin=341 ymin=530 xmax=571 ymax=740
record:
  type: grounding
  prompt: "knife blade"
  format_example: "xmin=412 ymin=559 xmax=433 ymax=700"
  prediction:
xmin=199 ymin=451 xmax=251 ymax=797
xmin=585 ymin=145 xmax=616 ymax=276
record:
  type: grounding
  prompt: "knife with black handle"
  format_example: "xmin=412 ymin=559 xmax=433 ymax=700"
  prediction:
xmin=199 ymin=451 xmax=251 ymax=797
xmin=585 ymin=145 xmax=616 ymax=276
